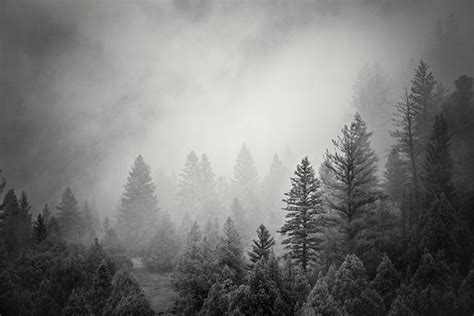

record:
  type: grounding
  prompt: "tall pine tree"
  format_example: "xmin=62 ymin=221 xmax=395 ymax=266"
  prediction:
xmin=178 ymin=151 xmax=200 ymax=216
xmin=116 ymin=155 xmax=159 ymax=251
xmin=56 ymin=187 xmax=83 ymax=242
xmin=324 ymin=114 xmax=380 ymax=254
xmin=280 ymin=157 xmax=324 ymax=271
xmin=32 ymin=213 xmax=48 ymax=244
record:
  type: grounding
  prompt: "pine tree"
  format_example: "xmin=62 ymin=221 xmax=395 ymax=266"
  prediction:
xmin=410 ymin=60 xmax=437 ymax=111
xmin=372 ymin=254 xmax=401 ymax=310
xmin=333 ymin=254 xmax=385 ymax=315
xmin=218 ymin=217 xmax=246 ymax=283
xmin=422 ymin=114 xmax=454 ymax=201
xmin=280 ymin=157 xmax=324 ymax=271
xmin=82 ymin=200 xmax=95 ymax=243
xmin=46 ymin=215 xmax=61 ymax=241
xmin=248 ymin=224 xmax=275 ymax=265
xmin=233 ymin=144 xmax=259 ymax=211
xmin=384 ymin=147 xmax=407 ymax=204
xmin=41 ymin=203 xmax=51 ymax=226
xmin=420 ymin=115 xmax=470 ymax=269
xmin=178 ymin=151 xmax=200 ymax=216
xmin=198 ymin=154 xmax=217 ymax=204
xmin=116 ymin=155 xmax=159 ymax=251
xmin=17 ymin=191 xmax=32 ymax=248
xmin=324 ymin=114 xmax=380 ymax=254
xmin=173 ymin=222 xmax=215 ymax=314
xmin=391 ymin=90 xmax=422 ymax=224
xmin=32 ymin=213 xmax=48 ymax=244
xmin=56 ymin=187 xmax=83 ymax=242
xmin=303 ymin=275 xmax=342 ymax=315
xmin=230 ymin=197 xmax=246 ymax=236
xmin=262 ymin=154 xmax=289 ymax=228
xmin=2 ymin=189 xmax=20 ymax=255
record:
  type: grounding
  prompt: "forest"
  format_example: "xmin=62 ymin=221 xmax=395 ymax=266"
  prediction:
xmin=2 ymin=0 xmax=474 ymax=315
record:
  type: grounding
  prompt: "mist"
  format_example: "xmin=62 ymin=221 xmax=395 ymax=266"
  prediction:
xmin=2 ymin=0 xmax=473 ymax=217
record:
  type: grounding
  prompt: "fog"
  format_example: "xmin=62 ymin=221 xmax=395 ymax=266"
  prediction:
xmin=1 ymin=0 xmax=473 ymax=217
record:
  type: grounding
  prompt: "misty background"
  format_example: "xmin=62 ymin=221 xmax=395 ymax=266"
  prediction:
xmin=2 ymin=0 xmax=474 ymax=219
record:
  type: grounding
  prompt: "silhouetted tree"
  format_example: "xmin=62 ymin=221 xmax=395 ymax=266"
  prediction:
xmin=178 ymin=151 xmax=200 ymax=216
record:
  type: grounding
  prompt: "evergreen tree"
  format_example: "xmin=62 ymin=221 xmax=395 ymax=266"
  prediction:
xmin=229 ymin=256 xmax=283 ymax=316
xmin=116 ymin=155 xmax=159 ymax=251
xmin=230 ymin=197 xmax=246 ymax=236
xmin=410 ymin=60 xmax=437 ymax=112
xmin=17 ymin=191 xmax=32 ymax=248
xmin=218 ymin=217 xmax=246 ymax=283
xmin=420 ymin=115 xmax=470 ymax=269
xmin=198 ymin=153 xmax=218 ymax=219
xmin=422 ymin=114 xmax=454 ymax=201
xmin=142 ymin=212 xmax=180 ymax=272
xmin=281 ymin=261 xmax=311 ymax=315
xmin=89 ymin=259 xmax=114 ymax=315
xmin=372 ymin=254 xmax=401 ymax=310
xmin=303 ymin=275 xmax=342 ymax=316
xmin=32 ymin=213 xmax=48 ymax=244
xmin=56 ymin=187 xmax=83 ymax=242
xmin=262 ymin=154 xmax=289 ymax=228
xmin=391 ymin=90 xmax=422 ymax=224
xmin=178 ymin=151 xmax=200 ymax=216
xmin=248 ymin=224 xmax=275 ymax=265
xmin=173 ymin=222 xmax=215 ymax=314
xmin=384 ymin=147 xmax=407 ymax=204
xmin=323 ymin=114 xmax=380 ymax=254
xmin=46 ymin=216 xmax=61 ymax=241
xmin=82 ymin=200 xmax=95 ymax=243
xmin=333 ymin=254 xmax=385 ymax=315
xmin=41 ymin=203 xmax=51 ymax=226
xmin=2 ymin=189 xmax=20 ymax=255
xmin=232 ymin=144 xmax=259 ymax=212
xmin=352 ymin=62 xmax=393 ymax=164
xmin=280 ymin=157 xmax=324 ymax=271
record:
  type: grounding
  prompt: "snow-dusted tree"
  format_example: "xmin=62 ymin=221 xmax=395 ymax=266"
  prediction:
xmin=372 ymin=254 xmax=400 ymax=310
xmin=248 ymin=224 xmax=275 ymax=265
xmin=302 ymin=274 xmax=342 ymax=315
xmin=56 ymin=187 xmax=83 ymax=242
xmin=177 ymin=151 xmax=200 ymax=216
xmin=324 ymin=114 xmax=380 ymax=254
xmin=333 ymin=254 xmax=385 ymax=315
xmin=116 ymin=155 xmax=159 ymax=251
xmin=280 ymin=157 xmax=325 ymax=271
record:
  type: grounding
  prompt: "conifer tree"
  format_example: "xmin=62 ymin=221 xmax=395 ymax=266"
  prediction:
xmin=178 ymin=151 xmax=200 ymax=215
xmin=372 ymin=254 xmax=401 ymax=310
xmin=2 ymin=189 xmax=20 ymax=255
xmin=230 ymin=197 xmax=246 ymax=235
xmin=384 ymin=147 xmax=407 ymax=204
xmin=82 ymin=200 xmax=95 ymax=242
xmin=391 ymin=90 xmax=422 ymax=224
xmin=280 ymin=157 xmax=324 ymax=271
xmin=303 ymin=275 xmax=342 ymax=315
xmin=324 ymin=114 xmax=380 ymax=254
xmin=17 ymin=191 xmax=32 ymax=247
xmin=232 ymin=144 xmax=259 ymax=211
xmin=56 ymin=187 xmax=83 ymax=242
xmin=410 ymin=60 xmax=437 ymax=112
xmin=248 ymin=224 xmax=275 ymax=265
xmin=41 ymin=203 xmax=51 ymax=226
xmin=333 ymin=254 xmax=385 ymax=315
xmin=422 ymin=114 xmax=454 ymax=201
xmin=198 ymin=153 xmax=216 ymax=200
xmin=116 ymin=155 xmax=159 ymax=251
xmin=46 ymin=215 xmax=61 ymax=241
xmin=32 ymin=213 xmax=48 ymax=244
xmin=218 ymin=217 xmax=246 ymax=283
xmin=263 ymin=154 xmax=289 ymax=228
